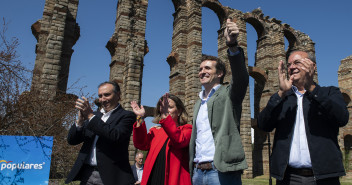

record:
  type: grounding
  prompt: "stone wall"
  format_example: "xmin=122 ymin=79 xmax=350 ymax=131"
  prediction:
xmin=338 ymin=55 xmax=352 ymax=173
xmin=32 ymin=0 xmax=352 ymax=178
xmin=106 ymin=0 xmax=148 ymax=162
xmin=31 ymin=0 xmax=80 ymax=98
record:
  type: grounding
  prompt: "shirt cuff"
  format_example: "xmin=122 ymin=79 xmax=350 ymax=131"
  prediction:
xmin=89 ymin=115 xmax=95 ymax=121
xmin=75 ymin=115 xmax=95 ymax=130
xmin=75 ymin=123 xmax=83 ymax=131
xmin=227 ymin=48 xmax=240 ymax=56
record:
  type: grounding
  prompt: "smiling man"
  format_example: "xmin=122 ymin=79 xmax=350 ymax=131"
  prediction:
xmin=65 ymin=81 xmax=136 ymax=185
xmin=189 ymin=18 xmax=249 ymax=185
xmin=258 ymin=50 xmax=349 ymax=185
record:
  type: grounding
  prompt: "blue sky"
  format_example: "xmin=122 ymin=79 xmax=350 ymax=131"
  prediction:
xmin=0 ymin=136 xmax=53 ymax=185
xmin=1 ymin=0 xmax=351 ymax=128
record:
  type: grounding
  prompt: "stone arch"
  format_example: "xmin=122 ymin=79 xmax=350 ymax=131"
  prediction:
xmin=340 ymin=89 xmax=352 ymax=106
xmin=245 ymin=17 xmax=265 ymax=39
xmin=248 ymin=66 xmax=268 ymax=85
xmin=244 ymin=9 xmax=267 ymax=40
xmin=171 ymin=0 xmax=184 ymax=11
xmin=283 ymin=25 xmax=315 ymax=53
xmin=202 ymin=0 xmax=227 ymax=26
xmin=344 ymin=134 xmax=352 ymax=172
xmin=283 ymin=27 xmax=298 ymax=50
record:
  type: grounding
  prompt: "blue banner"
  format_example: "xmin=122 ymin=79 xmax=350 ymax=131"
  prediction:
xmin=0 ymin=135 xmax=53 ymax=185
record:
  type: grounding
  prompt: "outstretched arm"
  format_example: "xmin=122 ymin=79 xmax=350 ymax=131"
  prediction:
xmin=224 ymin=18 xmax=249 ymax=105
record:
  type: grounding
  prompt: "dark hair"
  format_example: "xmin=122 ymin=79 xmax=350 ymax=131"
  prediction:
xmin=286 ymin=50 xmax=316 ymax=63
xmin=201 ymin=54 xmax=227 ymax=84
xmin=98 ymin=81 xmax=120 ymax=94
xmin=153 ymin=94 xmax=189 ymax=126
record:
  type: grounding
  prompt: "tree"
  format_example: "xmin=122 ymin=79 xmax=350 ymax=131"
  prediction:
xmin=0 ymin=18 xmax=90 ymax=182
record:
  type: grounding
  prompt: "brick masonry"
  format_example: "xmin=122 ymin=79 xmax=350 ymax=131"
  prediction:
xmin=32 ymin=0 xmax=352 ymax=178
xmin=31 ymin=0 xmax=80 ymax=99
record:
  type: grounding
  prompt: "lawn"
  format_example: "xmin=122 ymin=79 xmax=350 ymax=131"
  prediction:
xmin=243 ymin=175 xmax=352 ymax=185
xmin=52 ymin=175 xmax=352 ymax=185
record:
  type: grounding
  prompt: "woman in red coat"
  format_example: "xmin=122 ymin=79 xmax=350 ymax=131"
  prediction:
xmin=130 ymin=93 xmax=192 ymax=185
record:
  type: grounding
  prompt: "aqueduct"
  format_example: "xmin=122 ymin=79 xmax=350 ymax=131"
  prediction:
xmin=30 ymin=0 xmax=352 ymax=177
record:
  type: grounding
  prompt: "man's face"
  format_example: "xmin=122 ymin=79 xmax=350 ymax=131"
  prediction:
xmin=198 ymin=60 xmax=222 ymax=87
xmin=287 ymin=51 xmax=311 ymax=84
xmin=98 ymin=84 xmax=120 ymax=112
xmin=135 ymin=153 xmax=143 ymax=166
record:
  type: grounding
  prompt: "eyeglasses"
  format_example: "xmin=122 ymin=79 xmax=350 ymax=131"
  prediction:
xmin=286 ymin=60 xmax=303 ymax=68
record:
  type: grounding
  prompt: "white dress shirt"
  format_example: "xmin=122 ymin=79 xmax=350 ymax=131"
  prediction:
xmin=288 ymin=86 xmax=312 ymax=168
xmin=136 ymin=164 xmax=143 ymax=182
xmin=81 ymin=105 xmax=120 ymax=166
xmin=194 ymin=85 xmax=221 ymax=163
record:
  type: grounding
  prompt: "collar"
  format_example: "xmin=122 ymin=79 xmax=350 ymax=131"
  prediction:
xmin=135 ymin=164 xmax=143 ymax=170
xmin=199 ymin=84 xmax=221 ymax=102
xmin=292 ymin=85 xmax=305 ymax=96
xmin=100 ymin=104 xmax=120 ymax=115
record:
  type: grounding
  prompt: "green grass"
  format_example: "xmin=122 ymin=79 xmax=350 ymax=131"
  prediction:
xmin=243 ymin=175 xmax=352 ymax=185
xmin=51 ymin=175 xmax=352 ymax=185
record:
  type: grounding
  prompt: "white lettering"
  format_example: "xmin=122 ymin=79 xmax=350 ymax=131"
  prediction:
xmin=0 ymin=161 xmax=46 ymax=171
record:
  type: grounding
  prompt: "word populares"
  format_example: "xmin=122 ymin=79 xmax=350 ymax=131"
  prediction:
xmin=0 ymin=160 xmax=45 ymax=171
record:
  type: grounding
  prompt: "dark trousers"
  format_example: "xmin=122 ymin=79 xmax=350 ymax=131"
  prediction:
xmin=80 ymin=165 xmax=104 ymax=185
xmin=277 ymin=170 xmax=340 ymax=185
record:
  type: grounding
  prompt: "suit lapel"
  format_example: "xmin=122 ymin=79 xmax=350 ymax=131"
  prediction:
xmin=105 ymin=105 xmax=123 ymax=125
xmin=193 ymin=100 xmax=201 ymax=126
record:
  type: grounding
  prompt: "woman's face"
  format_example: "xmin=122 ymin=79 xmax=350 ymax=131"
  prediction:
xmin=167 ymin=98 xmax=180 ymax=124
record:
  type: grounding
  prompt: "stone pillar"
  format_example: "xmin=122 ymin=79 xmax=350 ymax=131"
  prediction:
xmin=338 ymin=55 xmax=352 ymax=172
xmin=107 ymin=0 xmax=148 ymax=164
xmin=31 ymin=0 xmax=80 ymax=98
xmin=217 ymin=11 xmax=253 ymax=178
xmin=168 ymin=5 xmax=188 ymax=101
xmin=252 ymin=20 xmax=286 ymax=177
xmin=184 ymin=0 xmax=203 ymax=118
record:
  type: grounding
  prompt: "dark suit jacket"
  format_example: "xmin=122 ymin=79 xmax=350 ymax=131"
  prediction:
xmin=130 ymin=164 xmax=138 ymax=182
xmin=258 ymin=85 xmax=349 ymax=180
xmin=65 ymin=105 xmax=136 ymax=185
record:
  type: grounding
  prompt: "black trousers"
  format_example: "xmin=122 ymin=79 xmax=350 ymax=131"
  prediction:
xmin=80 ymin=165 xmax=104 ymax=185
xmin=276 ymin=171 xmax=340 ymax=185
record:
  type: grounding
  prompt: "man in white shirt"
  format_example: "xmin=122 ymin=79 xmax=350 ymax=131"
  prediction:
xmin=258 ymin=50 xmax=349 ymax=185
xmin=189 ymin=18 xmax=249 ymax=185
xmin=65 ymin=81 xmax=136 ymax=185
xmin=131 ymin=152 xmax=144 ymax=184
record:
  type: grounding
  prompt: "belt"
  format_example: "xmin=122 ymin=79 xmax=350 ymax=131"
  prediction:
xmin=194 ymin=162 xmax=214 ymax=170
xmin=286 ymin=166 xmax=313 ymax=177
xmin=83 ymin=164 xmax=99 ymax=171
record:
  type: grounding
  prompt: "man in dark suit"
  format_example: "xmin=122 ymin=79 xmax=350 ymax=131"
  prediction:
xmin=130 ymin=152 xmax=144 ymax=184
xmin=65 ymin=81 xmax=136 ymax=185
xmin=258 ymin=50 xmax=349 ymax=185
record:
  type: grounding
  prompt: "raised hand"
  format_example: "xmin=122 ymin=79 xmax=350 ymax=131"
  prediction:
xmin=298 ymin=58 xmax=316 ymax=92
xmin=130 ymin=101 xmax=145 ymax=117
xmin=76 ymin=111 xmax=84 ymax=127
xmin=224 ymin=18 xmax=239 ymax=47
xmin=75 ymin=97 xmax=93 ymax=120
xmin=160 ymin=93 xmax=169 ymax=119
xmin=278 ymin=60 xmax=293 ymax=98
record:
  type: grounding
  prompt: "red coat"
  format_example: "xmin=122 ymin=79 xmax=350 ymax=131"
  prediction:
xmin=133 ymin=115 xmax=192 ymax=185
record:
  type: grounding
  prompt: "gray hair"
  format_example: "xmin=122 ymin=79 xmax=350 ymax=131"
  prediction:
xmin=286 ymin=50 xmax=316 ymax=63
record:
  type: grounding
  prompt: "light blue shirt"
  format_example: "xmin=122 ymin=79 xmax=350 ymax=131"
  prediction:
xmin=136 ymin=164 xmax=143 ymax=182
xmin=194 ymin=84 xmax=221 ymax=163
xmin=288 ymin=86 xmax=312 ymax=168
